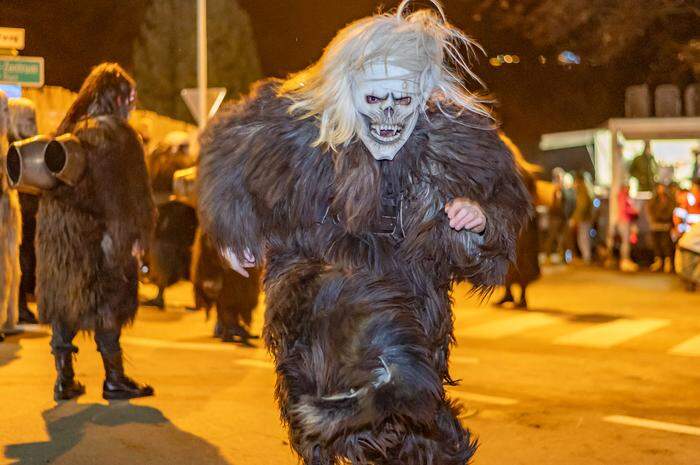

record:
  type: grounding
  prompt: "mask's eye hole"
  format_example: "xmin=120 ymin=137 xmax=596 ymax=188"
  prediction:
xmin=365 ymin=95 xmax=381 ymax=104
xmin=395 ymin=96 xmax=412 ymax=106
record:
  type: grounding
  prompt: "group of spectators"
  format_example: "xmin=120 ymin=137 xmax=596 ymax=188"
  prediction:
xmin=541 ymin=153 xmax=700 ymax=291
xmin=542 ymin=167 xmax=597 ymax=266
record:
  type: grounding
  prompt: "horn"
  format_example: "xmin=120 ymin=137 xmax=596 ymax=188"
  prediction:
xmin=5 ymin=135 xmax=56 ymax=194
xmin=45 ymin=133 xmax=86 ymax=186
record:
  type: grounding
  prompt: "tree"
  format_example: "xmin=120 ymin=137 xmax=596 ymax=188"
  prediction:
xmin=469 ymin=0 xmax=700 ymax=81
xmin=133 ymin=0 xmax=261 ymax=122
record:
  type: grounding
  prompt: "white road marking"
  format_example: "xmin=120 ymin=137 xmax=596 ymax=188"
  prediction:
xmin=123 ymin=336 xmax=251 ymax=352
xmin=13 ymin=324 xmax=46 ymax=334
xmin=122 ymin=336 xmax=275 ymax=369
xmin=604 ymin=415 xmax=700 ymax=436
xmin=456 ymin=313 xmax=559 ymax=339
xmin=668 ymin=335 xmax=700 ymax=357
xmin=554 ymin=318 xmax=670 ymax=348
xmin=448 ymin=390 xmax=519 ymax=406
xmin=234 ymin=358 xmax=274 ymax=369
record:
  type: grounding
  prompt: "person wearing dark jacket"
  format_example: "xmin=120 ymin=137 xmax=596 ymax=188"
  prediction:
xmin=36 ymin=63 xmax=156 ymax=401
xmin=8 ymin=97 xmax=40 ymax=324
xmin=647 ymin=183 xmax=676 ymax=272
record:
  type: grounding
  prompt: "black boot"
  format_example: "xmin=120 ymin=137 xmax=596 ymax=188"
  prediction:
xmin=53 ymin=348 xmax=86 ymax=401
xmin=142 ymin=288 xmax=165 ymax=309
xmin=516 ymin=286 xmax=528 ymax=309
xmin=18 ymin=306 xmax=38 ymax=324
xmin=100 ymin=350 xmax=154 ymax=400
xmin=494 ymin=290 xmax=515 ymax=307
xmin=18 ymin=292 xmax=39 ymax=324
xmin=231 ymin=325 xmax=258 ymax=347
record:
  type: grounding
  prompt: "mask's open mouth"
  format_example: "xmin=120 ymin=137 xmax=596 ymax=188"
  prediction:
xmin=370 ymin=123 xmax=403 ymax=143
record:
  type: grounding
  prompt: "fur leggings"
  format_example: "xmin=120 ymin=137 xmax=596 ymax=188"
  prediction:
xmin=264 ymin=257 xmax=476 ymax=465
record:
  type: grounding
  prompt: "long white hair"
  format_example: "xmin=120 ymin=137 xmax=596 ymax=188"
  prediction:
xmin=280 ymin=0 xmax=491 ymax=150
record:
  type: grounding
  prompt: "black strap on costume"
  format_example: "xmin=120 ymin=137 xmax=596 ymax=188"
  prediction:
xmin=376 ymin=162 xmax=405 ymax=242
xmin=317 ymin=162 xmax=406 ymax=243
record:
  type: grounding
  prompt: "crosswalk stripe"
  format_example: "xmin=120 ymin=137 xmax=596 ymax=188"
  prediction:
xmin=123 ymin=336 xmax=252 ymax=353
xmin=448 ymin=389 xmax=519 ymax=406
xmin=554 ymin=318 xmax=670 ymax=348
xmin=456 ymin=313 xmax=559 ymax=339
xmin=668 ymin=335 xmax=700 ymax=357
xmin=604 ymin=415 xmax=700 ymax=436
xmin=235 ymin=358 xmax=274 ymax=369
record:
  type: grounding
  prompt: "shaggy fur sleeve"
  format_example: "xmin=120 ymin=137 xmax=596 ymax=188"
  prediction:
xmin=78 ymin=117 xmax=156 ymax=261
xmin=423 ymin=114 xmax=531 ymax=289
xmin=197 ymin=80 xmax=300 ymax=263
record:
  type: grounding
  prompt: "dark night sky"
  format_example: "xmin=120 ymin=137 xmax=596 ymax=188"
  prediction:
xmin=1 ymin=0 xmax=635 ymax=154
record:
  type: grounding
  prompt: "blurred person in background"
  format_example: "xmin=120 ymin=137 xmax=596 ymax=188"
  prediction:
xmin=494 ymin=134 xmax=541 ymax=309
xmin=190 ymin=230 xmax=261 ymax=345
xmin=572 ymin=171 xmax=594 ymax=264
xmin=691 ymin=148 xmax=700 ymax=180
xmin=676 ymin=221 xmax=700 ymax=291
xmin=37 ymin=63 xmax=156 ymax=400
xmin=677 ymin=178 xmax=700 ymax=230
xmin=647 ymin=182 xmax=676 ymax=273
xmin=608 ymin=182 xmax=639 ymax=272
xmin=0 ymin=91 xmax=22 ymax=340
xmin=141 ymin=131 xmax=198 ymax=309
xmin=544 ymin=167 xmax=575 ymax=264
xmin=7 ymin=97 xmax=40 ymax=324
xmin=629 ymin=142 xmax=658 ymax=192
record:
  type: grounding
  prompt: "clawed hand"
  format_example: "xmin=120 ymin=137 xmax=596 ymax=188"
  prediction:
xmin=445 ymin=198 xmax=487 ymax=233
xmin=221 ymin=247 xmax=256 ymax=278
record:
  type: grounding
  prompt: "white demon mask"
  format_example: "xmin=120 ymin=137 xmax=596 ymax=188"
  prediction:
xmin=353 ymin=63 xmax=423 ymax=161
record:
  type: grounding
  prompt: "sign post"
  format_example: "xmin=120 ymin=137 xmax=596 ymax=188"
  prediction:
xmin=0 ymin=56 xmax=44 ymax=87
xmin=181 ymin=87 xmax=227 ymax=125
xmin=197 ymin=0 xmax=207 ymax=129
xmin=0 ymin=27 xmax=25 ymax=51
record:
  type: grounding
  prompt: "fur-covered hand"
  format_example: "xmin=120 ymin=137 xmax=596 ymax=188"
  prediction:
xmin=445 ymin=198 xmax=486 ymax=233
xmin=221 ymin=247 xmax=256 ymax=278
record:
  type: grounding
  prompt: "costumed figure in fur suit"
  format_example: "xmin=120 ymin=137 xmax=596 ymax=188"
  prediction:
xmin=36 ymin=63 xmax=156 ymax=400
xmin=198 ymin=2 xmax=530 ymax=464
xmin=8 ymin=97 xmax=40 ymax=324
xmin=191 ymin=229 xmax=261 ymax=345
xmin=142 ymin=131 xmax=198 ymax=309
xmin=493 ymin=133 xmax=541 ymax=309
xmin=0 ymin=91 xmax=22 ymax=340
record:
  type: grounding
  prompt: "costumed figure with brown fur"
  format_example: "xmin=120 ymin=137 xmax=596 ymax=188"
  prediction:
xmin=8 ymin=97 xmax=40 ymax=324
xmin=493 ymin=133 xmax=541 ymax=309
xmin=0 ymin=91 xmax=22 ymax=340
xmin=198 ymin=2 xmax=530 ymax=464
xmin=191 ymin=229 xmax=261 ymax=345
xmin=141 ymin=131 xmax=198 ymax=309
xmin=35 ymin=63 xmax=156 ymax=401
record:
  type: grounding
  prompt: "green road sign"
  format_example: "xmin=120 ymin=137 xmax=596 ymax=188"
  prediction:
xmin=0 ymin=55 xmax=44 ymax=87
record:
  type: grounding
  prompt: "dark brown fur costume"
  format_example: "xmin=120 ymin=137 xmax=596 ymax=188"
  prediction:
xmin=146 ymin=200 xmax=198 ymax=290
xmin=36 ymin=116 xmax=155 ymax=329
xmin=143 ymin=143 xmax=198 ymax=293
xmin=198 ymin=79 xmax=530 ymax=465
xmin=190 ymin=229 xmax=261 ymax=342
